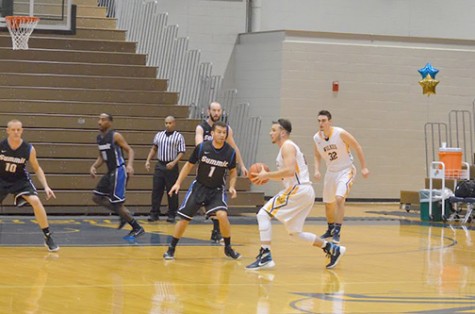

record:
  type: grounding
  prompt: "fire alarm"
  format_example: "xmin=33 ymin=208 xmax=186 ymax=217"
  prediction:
xmin=332 ymin=81 xmax=339 ymax=92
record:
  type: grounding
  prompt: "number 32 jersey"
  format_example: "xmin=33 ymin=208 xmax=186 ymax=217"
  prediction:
xmin=313 ymin=126 xmax=353 ymax=172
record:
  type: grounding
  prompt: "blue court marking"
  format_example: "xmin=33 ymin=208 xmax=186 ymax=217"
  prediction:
xmin=0 ymin=217 xmax=213 ymax=248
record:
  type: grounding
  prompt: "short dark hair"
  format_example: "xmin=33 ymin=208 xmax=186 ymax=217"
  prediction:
xmin=212 ymin=121 xmax=227 ymax=132
xmin=273 ymin=118 xmax=292 ymax=134
xmin=318 ymin=110 xmax=332 ymax=120
xmin=101 ymin=113 xmax=113 ymax=121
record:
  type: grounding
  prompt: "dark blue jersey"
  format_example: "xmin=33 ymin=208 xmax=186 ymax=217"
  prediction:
xmin=198 ymin=120 xmax=229 ymax=144
xmin=0 ymin=139 xmax=32 ymax=182
xmin=96 ymin=130 xmax=125 ymax=173
xmin=189 ymin=141 xmax=236 ymax=188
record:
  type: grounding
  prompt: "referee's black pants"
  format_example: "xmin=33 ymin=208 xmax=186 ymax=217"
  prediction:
xmin=150 ymin=162 xmax=179 ymax=218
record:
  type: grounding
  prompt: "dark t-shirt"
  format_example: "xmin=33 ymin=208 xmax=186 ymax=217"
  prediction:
xmin=189 ymin=141 xmax=236 ymax=188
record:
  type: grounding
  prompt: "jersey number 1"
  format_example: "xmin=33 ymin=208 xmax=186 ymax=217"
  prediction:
xmin=208 ymin=166 xmax=216 ymax=177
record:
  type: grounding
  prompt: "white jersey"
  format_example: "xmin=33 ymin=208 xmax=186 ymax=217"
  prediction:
xmin=276 ymin=140 xmax=311 ymax=188
xmin=313 ymin=126 xmax=353 ymax=172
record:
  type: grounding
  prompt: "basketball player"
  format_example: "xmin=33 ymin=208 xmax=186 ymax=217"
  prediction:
xmin=163 ymin=121 xmax=241 ymax=260
xmin=90 ymin=113 xmax=145 ymax=239
xmin=0 ymin=119 xmax=59 ymax=252
xmin=195 ymin=101 xmax=248 ymax=243
xmin=313 ymin=110 xmax=369 ymax=243
xmin=246 ymin=119 xmax=345 ymax=270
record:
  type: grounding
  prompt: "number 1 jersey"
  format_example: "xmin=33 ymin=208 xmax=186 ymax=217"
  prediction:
xmin=189 ymin=141 xmax=236 ymax=188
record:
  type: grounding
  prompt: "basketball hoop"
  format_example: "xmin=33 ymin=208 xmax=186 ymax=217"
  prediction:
xmin=5 ymin=16 xmax=40 ymax=50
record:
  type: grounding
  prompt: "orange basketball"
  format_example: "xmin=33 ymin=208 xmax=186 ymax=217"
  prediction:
xmin=248 ymin=163 xmax=270 ymax=185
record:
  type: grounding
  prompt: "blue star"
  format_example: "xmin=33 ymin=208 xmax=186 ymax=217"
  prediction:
xmin=418 ymin=63 xmax=439 ymax=79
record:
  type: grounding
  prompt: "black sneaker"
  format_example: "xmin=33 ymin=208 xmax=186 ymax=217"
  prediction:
xmin=123 ymin=226 xmax=145 ymax=240
xmin=211 ymin=230 xmax=224 ymax=244
xmin=246 ymin=247 xmax=275 ymax=270
xmin=163 ymin=247 xmax=175 ymax=260
xmin=44 ymin=234 xmax=60 ymax=252
xmin=147 ymin=214 xmax=159 ymax=222
xmin=224 ymin=246 xmax=241 ymax=260
xmin=332 ymin=232 xmax=341 ymax=244
xmin=324 ymin=243 xmax=346 ymax=269
xmin=166 ymin=217 xmax=176 ymax=223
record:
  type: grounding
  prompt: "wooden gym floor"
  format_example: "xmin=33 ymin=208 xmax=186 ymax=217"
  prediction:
xmin=0 ymin=203 xmax=473 ymax=313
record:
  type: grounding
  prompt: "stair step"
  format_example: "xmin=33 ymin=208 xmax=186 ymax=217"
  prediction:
xmin=9 ymin=128 xmax=195 ymax=145
xmin=0 ymin=100 xmax=188 ymax=118
xmin=0 ymin=86 xmax=178 ymax=104
xmin=0 ymin=35 xmax=135 ymax=53
xmin=32 ymin=143 xmax=194 ymax=160
xmin=0 ymin=60 xmax=156 ymax=77
xmin=29 ymin=174 xmax=252 ymax=191
xmin=0 ymin=73 xmax=167 ymax=91
xmin=36 ymin=159 xmax=192 ymax=174
xmin=0 ymin=113 xmax=198 ymax=132
xmin=76 ymin=17 xmax=117 ymax=29
xmin=0 ymin=48 xmax=147 ymax=65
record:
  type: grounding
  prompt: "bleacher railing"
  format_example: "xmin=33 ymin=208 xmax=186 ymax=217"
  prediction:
xmin=98 ymin=0 xmax=261 ymax=166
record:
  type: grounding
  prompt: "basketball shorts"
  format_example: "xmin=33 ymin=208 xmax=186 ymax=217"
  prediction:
xmin=177 ymin=180 xmax=228 ymax=220
xmin=93 ymin=166 xmax=127 ymax=203
xmin=0 ymin=178 xmax=38 ymax=207
xmin=262 ymin=183 xmax=315 ymax=234
xmin=322 ymin=165 xmax=356 ymax=203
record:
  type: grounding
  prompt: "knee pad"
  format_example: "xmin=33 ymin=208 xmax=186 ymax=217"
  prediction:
xmin=257 ymin=209 xmax=271 ymax=232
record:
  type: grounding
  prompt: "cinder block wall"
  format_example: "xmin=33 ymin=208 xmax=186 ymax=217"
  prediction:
xmin=233 ymin=30 xmax=475 ymax=199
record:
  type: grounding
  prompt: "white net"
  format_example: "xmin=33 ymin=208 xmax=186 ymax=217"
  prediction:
xmin=5 ymin=16 xmax=40 ymax=50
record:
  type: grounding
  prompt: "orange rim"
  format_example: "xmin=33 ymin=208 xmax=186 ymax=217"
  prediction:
xmin=5 ymin=16 xmax=40 ymax=29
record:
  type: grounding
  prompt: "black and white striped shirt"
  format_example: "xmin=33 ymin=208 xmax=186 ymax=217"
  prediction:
xmin=152 ymin=130 xmax=186 ymax=162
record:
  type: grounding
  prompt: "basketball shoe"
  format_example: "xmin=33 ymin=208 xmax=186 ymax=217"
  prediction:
xmin=124 ymin=226 xmax=145 ymax=239
xmin=163 ymin=247 xmax=175 ymax=260
xmin=224 ymin=246 xmax=241 ymax=260
xmin=246 ymin=247 xmax=275 ymax=270
xmin=323 ymin=242 xmax=346 ymax=269
xmin=332 ymin=232 xmax=341 ymax=244
xmin=44 ymin=234 xmax=60 ymax=252
xmin=211 ymin=229 xmax=224 ymax=244
xmin=320 ymin=223 xmax=335 ymax=239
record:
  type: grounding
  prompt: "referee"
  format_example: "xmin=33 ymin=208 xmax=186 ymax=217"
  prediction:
xmin=145 ymin=116 xmax=186 ymax=223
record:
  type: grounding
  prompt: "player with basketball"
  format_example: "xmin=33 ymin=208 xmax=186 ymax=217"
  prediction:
xmin=313 ymin=110 xmax=369 ymax=244
xmin=246 ymin=118 xmax=346 ymax=270
xmin=163 ymin=121 xmax=241 ymax=260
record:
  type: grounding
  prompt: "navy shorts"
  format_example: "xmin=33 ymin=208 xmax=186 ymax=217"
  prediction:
xmin=0 ymin=178 xmax=38 ymax=207
xmin=177 ymin=180 xmax=228 ymax=220
xmin=93 ymin=165 xmax=127 ymax=203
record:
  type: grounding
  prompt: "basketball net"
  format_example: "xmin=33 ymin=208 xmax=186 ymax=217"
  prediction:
xmin=5 ymin=16 xmax=40 ymax=50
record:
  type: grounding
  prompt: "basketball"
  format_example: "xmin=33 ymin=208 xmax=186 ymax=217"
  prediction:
xmin=248 ymin=163 xmax=270 ymax=185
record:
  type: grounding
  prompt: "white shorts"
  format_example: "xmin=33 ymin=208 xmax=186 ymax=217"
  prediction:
xmin=322 ymin=165 xmax=356 ymax=203
xmin=262 ymin=184 xmax=315 ymax=233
